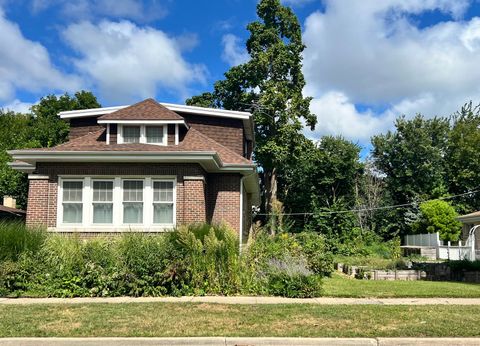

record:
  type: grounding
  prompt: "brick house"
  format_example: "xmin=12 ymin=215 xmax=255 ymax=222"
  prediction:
xmin=8 ymin=99 xmax=259 ymax=243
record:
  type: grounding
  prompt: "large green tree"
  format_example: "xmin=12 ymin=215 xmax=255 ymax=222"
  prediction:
xmin=1 ymin=91 xmax=100 ymax=207
xmin=446 ymin=102 xmax=480 ymax=213
xmin=31 ymin=91 xmax=101 ymax=147
xmin=186 ymin=0 xmax=316 ymax=219
xmin=371 ymin=115 xmax=450 ymax=235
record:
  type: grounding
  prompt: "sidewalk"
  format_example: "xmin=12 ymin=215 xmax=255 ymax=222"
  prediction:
xmin=1 ymin=337 xmax=480 ymax=346
xmin=2 ymin=296 xmax=480 ymax=305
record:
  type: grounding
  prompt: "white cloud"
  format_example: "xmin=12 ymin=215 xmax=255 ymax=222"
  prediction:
xmin=282 ymin=0 xmax=316 ymax=7
xmin=30 ymin=0 xmax=167 ymax=22
xmin=302 ymin=0 xmax=480 ymax=142
xmin=221 ymin=34 xmax=250 ymax=66
xmin=2 ymin=99 xmax=34 ymax=113
xmin=62 ymin=20 xmax=206 ymax=103
xmin=304 ymin=91 xmax=394 ymax=142
xmin=0 ymin=7 xmax=81 ymax=103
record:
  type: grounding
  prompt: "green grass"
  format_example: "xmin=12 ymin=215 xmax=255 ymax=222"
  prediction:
xmin=0 ymin=303 xmax=479 ymax=337
xmin=323 ymin=273 xmax=480 ymax=297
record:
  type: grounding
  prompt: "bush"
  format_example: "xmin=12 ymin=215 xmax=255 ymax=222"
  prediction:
xmin=0 ymin=221 xmax=45 ymax=262
xmin=413 ymin=200 xmax=462 ymax=241
xmin=0 ymin=223 xmax=331 ymax=298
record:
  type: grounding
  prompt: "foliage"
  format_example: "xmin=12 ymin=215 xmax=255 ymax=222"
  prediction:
xmin=446 ymin=102 xmax=480 ymax=213
xmin=0 ymin=221 xmax=45 ymax=262
xmin=186 ymin=0 xmax=315 ymax=215
xmin=0 ymin=223 xmax=332 ymax=298
xmin=372 ymin=115 xmax=450 ymax=236
xmin=30 ymin=91 xmax=101 ymax=148
xmin=413 ymin=200 xmax=462 ymax=241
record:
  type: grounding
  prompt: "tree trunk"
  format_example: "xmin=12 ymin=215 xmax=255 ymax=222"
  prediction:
xmin=264 ymin=167 xmax=278 ymax=235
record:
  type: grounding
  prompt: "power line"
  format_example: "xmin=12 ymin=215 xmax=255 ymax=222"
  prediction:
xmin=256 ymin=188 xmax=480 ymax=216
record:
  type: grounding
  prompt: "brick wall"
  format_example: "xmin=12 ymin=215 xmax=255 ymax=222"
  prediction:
xmin=69 ymin=117 xmax=103 ymax=140
xmin=180 ymin=113 xmax=244 ymax=155
xmin=27 ymin=163 xmax=243 ymax=233
xmin=206 ymin=173 xmax=241 ymax=232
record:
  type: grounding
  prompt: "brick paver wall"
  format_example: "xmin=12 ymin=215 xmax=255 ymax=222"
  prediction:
xmin=207 ymin=173 xmax=241 ymax=232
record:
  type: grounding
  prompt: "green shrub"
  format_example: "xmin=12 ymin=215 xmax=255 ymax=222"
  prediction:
xmin=413 ymin=200 xmax=462 ymax=241
xmin=0 ymin=224 xmax=330 ymax=298
xmin=0 ymin=221 xmax=46 ymax=262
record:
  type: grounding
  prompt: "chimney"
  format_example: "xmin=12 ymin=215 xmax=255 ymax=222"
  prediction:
xmin=3 ymin=196 xmax=16 ymax=209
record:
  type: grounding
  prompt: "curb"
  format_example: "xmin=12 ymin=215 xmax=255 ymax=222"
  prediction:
xmin=3 ymin=296 xmax=480 ymax=305
xmin=1 ymin=337 xmax=480 ymax=346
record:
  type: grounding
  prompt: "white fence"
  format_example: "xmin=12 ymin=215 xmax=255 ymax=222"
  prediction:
xmin=404 ymin=233 xmax=441 ymax=247
xmin=404 ymin=232 xmax=475 ymax=261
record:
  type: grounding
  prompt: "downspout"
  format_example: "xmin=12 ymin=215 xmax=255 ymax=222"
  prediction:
xmin=239 ymin=176 xmax=245 ymax=254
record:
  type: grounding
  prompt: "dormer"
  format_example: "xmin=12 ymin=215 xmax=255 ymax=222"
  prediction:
xmin=97 ymin=99 xmax=187 ymax=146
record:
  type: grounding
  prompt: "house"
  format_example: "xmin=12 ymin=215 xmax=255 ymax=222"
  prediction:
xmin=458 ymin=211 xmax=480 ymax=259
xmin=8 ymin=99 xmax=259 ymax=242
xmin=0 ymin=197 xmax=25 ymax=220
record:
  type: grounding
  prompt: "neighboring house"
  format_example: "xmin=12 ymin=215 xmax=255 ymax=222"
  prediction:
xmin=0 ymin=197 xmax=25 ymax=220
xmin=8 ymin=99 xmax=259 ymax=242
xmin=458 ymin=211 xmax=480 ymax=258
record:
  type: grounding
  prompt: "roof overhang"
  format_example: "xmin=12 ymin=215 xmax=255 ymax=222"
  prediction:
xmin=458 ymin=214 xmax=480 ymax=224
xmin=8 ymin=150 xmax=256 ymax=174
xmin=98 ymin=119 xmax=186 ymax=125
xmin=59 ymin=103 xmax=255 ymax=141
xmin=7 ymin=161 xmax=35 ymax=173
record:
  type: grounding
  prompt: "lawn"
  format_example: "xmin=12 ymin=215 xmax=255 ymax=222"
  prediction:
xmin=1 ymin=303 xmax=480 ymax=337
xmin=322 ymin=274 xmax=480 ymax=297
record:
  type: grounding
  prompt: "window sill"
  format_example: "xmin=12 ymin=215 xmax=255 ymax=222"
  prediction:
xmin=50 ymin=226 xmax=176 ymax=233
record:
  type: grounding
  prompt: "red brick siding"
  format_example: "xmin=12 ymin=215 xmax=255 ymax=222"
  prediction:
xmin=110 ymin=124 xmax=118 ymax=144
xmin=69 ymin=117 xmax=103 ymax=140
xmin=168 ymin=124 xmax=176 ymax=145
xmin=182 ymin=178 xmax=206 ymax=224
xmin=206 ymin=173 xmax=241 ymax=232
xmin=180 ymin=113 xmax=244 ymax=155
xmin=28 ymin=164 xmax=244 ymax=233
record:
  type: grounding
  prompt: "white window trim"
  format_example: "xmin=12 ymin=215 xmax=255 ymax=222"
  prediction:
xmin=118 ymin=124 xmax=168 ymax=146
xmin=152 ymin=179 xmax=177 ymax=226
xmin=56 ymin=176 xmax=176 ymax=232
xmin=91 ymin=179 xmax=114 ymax=225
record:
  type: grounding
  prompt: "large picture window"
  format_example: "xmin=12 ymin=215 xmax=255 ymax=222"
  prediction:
xmin=58 ymin=177 xmax=175 ymax=229
xmin=153 ymin=181 xmax=174 ymax=224
xmin=62 ymin=181 xmax=83 ymax=223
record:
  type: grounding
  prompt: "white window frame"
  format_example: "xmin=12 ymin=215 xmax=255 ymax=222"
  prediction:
xmin=118 ymin=124 xmax=168 ymax=146
xmin=91 ymin=179 xmax=114 ymax=225
xmin=152 ymin=179 xmax=176 ymax=226
xmin=56 ymin=176 xmax=176 ymax=232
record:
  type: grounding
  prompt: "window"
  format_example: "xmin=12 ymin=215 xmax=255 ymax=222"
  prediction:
xmin=123 ymin=180 xmax=143 ymax=224
xmin=153 ymin=181 xmax=174 ymax=224
xmin=92 ymin=181 xmax=113 ymax=224
xmin=146 ymin=126 xmax=164 ymax=144
xmin=62 ymin=181 xmax=83 ymax=223
xmin=58 ymin=177 xmax=176 ymax=229
xmin=123 ymin=126 xmax=140 ymax=143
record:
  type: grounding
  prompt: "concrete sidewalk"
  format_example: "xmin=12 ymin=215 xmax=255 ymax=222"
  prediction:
xmin=1 ymin=338 xmax=480 ymax=346
xmin=2 ymin=296 xmax=480 ymax=305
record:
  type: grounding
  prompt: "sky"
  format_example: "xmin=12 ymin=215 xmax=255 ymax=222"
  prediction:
xmin=1 ymin=0 xmax=480 ymax=153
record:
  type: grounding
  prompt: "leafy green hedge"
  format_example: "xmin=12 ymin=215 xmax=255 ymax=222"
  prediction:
xmin=0 ymin=222 xmax=333 ymax=298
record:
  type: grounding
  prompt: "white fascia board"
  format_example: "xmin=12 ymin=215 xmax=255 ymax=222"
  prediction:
xmin=59 ymin=103 xmax=252 ymax=120
xmin=97 ymin=119 xmax=186 ymax=125
xmin=7 ymin=161 xmax=35 ymax=173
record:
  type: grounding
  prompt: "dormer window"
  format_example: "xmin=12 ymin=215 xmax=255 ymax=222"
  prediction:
xmin=146 ymin=126 xmax=164 ymax=144
xmin=123 ymin=126 xmax=141 ymax=143
xmin=117 ymin=124 xmax=168 ymax=145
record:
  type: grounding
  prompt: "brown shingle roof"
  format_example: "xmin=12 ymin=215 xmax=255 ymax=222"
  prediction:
xmin=98 ymin=98 xmax=184 ymax=121
xmin=25 ymin=128 xmax=251 ymax=166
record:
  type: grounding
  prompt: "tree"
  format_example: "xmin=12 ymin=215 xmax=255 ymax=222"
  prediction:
xmin=413 ymin=200 xmax=462 ymax=241
xmin=0 ymin=111 xmax=39 ymax=208
xmin=446 ymin=102 xmax=480 ymax=213
xmin=371 ymin=115 xmax=450 ymax=235
xmin=186 ymin=0 xmax=316 ymax=226
xmin=31 ymin=91 xmax=101 ymax=147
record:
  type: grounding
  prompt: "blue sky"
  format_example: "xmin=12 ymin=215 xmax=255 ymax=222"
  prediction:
xmin=1 ymin=0 xmax=480 ymax=152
